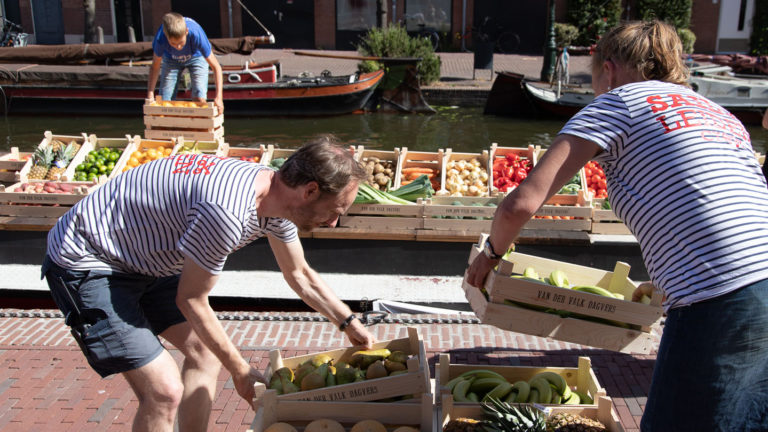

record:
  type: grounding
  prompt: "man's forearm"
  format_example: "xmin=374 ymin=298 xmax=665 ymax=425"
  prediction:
xmin=287 ymin=268 xmax=352 ymax=326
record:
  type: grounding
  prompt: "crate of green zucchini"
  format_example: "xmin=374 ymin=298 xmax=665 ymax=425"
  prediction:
xmin=462 ymin=234 xmax=663 ymax=354
xmin=436 ymin=353 xmax=604 ymax=407
xmin=421 ymin=195 xmax=498 ymax=231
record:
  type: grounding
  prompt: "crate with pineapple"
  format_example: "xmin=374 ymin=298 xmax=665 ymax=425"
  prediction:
xmin=253 ymin=327 xmax=429 ymax=405
xmin=436 ymin=353 xmax=604 ymax=408
xmin=439 ymin=390 xmax=624 ymax=432
xmin=18 ymin=131 xmax=89 ymax=183
xmin=0 ymin=147 xmax=31 ymax=183
xmin=248 ymin=391 xmax=433 ymax=432
xmin=143 ymin=99 xmax=223 ymax=141
xmin=64 ymin=134 xmax=135 ymax=183
xmin=462 ymin=234 xmax=663 ymax=354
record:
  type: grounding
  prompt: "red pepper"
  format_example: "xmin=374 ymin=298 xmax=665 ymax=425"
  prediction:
xmin=505 ymin=153 xmax=520 ymax=163
xmin=514 ymin=168 xmax=528 ymax=183
xmin=493 ymin=158 xmax=509 ymax=170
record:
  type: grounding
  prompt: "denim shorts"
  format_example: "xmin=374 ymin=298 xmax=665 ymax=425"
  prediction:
xmin=42 ymin=256 xmax=186 ymax=378
xmin=641 ymin=278 xmax=768 ymax=431
xmin=160 ymin=55 xmax=210 ymax=100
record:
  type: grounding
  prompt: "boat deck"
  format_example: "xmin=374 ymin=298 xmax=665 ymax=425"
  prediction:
xmin=0 ymin=308 xmax=656 ymax=431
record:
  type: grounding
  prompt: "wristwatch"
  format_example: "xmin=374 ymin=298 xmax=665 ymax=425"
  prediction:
xmin=483 ymin=238 xmax=503 ymax=260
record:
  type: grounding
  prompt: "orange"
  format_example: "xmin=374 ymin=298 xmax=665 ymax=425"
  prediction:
xmin=163 ymin=147 xmax=173 ymax=156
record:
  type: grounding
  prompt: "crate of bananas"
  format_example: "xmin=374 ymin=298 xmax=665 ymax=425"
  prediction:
xmin=253 ymin=327 xmax=430 ymax=405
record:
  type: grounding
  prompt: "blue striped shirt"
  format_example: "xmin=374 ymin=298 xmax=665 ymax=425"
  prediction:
xmin=560 ymin=80 xmax=768 ymax=310
xmin=47 ymin=155 xmax=298 ymax=277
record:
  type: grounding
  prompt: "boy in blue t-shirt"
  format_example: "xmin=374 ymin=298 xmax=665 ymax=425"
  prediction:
xmin=147 ymin=12 xmax=224 ymax=113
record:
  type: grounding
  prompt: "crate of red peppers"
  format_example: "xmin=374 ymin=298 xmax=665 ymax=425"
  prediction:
xmin=584 ymin=160 xmax=632 ymax=235
xmin=489 ymin=143 xmax=538 ymax=195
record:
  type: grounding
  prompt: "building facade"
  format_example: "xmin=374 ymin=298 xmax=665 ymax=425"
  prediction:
xmin=0 ymin=0 xmax=758 ymax=54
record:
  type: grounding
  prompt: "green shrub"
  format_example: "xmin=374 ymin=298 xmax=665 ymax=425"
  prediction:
xmin=751 ymin=0 xmax=768 ymax=55
xmin=638 ymin=0 xmax=692 ymax=29
xmin=677 ymin=28 xmax=696 ymax=54
xmin=554 ymin=23 xmax=579 ymax=48
xmin=356 ymin=24 xmax=441 ymax=86
xmin=566 ymin=0 xmax=622 ymax=46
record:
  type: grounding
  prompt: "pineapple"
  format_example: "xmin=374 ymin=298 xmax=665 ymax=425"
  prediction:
xmin=46 ymin=143 xmax=76 ymax=180
xmin=547 ymin=412 xmax=607 ymax=432
xmin=28 ymin=146 xmax=53 ymax=180
xmin=482 ymin=397 xmax=547 ymax=432
xmin=51 ymin=139 xmax=81 ymax=154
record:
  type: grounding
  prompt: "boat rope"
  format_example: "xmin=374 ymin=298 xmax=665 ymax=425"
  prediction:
xmin=236 ymin=0 xmax=273 ymax=38
xmin=0 ymin=309 xmax=481 ymax=325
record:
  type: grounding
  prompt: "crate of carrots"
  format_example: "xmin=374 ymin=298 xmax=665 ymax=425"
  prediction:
xmin=395 ymin=147 xmax=443 ymax=192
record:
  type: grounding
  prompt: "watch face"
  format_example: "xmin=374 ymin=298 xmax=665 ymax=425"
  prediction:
xmin=484 ymin=240 xmax=499 ymax=259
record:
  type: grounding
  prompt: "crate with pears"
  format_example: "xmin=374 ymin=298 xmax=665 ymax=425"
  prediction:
xmin=253 ymin=328 xmax=429 ymax=405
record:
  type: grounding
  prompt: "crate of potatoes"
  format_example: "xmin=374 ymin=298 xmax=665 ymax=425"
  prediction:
xmin=253 ymin=327 xmax=429 ymax=404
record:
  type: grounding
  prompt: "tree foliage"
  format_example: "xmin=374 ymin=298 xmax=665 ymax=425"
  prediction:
xmin=751 ymin=0 xmax=768 ymax=55
xmin=637 ymin=0 xmax=692 ymax=29
xmin=566 ymin=0 xmax=622 ymax=46
xmin=356 ymin=24 xmax=441 ymax=86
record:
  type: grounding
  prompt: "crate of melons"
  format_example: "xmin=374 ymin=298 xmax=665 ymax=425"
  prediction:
xmin=249 ymin=391 xmax=433 ymax=432
xmin=436 ymin=353 xmax=604 ymax=408
xmin=253 ymin=327 xmax=429 ymax=404
xmin=65 ymin=134 xmax=135 ymax=183
xmin=462 ymin=234 xmax=663 ymax=354
xmin=439 ymin=390 xmax=624 ymax=432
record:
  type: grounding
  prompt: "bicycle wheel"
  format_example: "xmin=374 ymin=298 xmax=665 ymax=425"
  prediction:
xmin=496 ymin=31 xmax=520 ymax=54
xmin=422 ymin=30 xmax=440 ymax=51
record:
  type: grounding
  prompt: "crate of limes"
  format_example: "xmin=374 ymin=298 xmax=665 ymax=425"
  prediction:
xmin=65 ymin=134 xmax=135 ymax=183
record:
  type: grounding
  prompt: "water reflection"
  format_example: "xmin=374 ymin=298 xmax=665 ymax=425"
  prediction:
xmin=2 ymin=107 xmax=766 ymax=153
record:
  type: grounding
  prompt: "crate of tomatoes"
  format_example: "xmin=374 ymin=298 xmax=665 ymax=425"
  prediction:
xmin=584 ymin=160 xmax=607 ymax=199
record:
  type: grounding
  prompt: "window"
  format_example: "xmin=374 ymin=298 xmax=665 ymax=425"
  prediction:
xmin=337 ymin=0 xmax=377 ymax=31
xmin=404 ymin=0 xmax=451 ymax=32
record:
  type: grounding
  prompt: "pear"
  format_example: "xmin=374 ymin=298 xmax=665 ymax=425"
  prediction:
xmin=336 ymin=366 xmax=359 ymax=385
xmin=301 ymin=363 xmax=329 ymax=391
xmin=350 ymin=348 xmax=391 ymax=369
xmin=384 ymin=359 xmax=406 ymax=373
xmin=365 ymin=360 xmax=388 ymax=380
xmin=311 ymin=353 xmax=333 ymax=367
xmin=293 ymin=362 xmax=316 ymax=385
xmin=388 ymin=350 xmax=408 ymax=364
xmin=389 ymin=370 xmax=408 ymax=377
xmin=274 ymin=366 xmax=294 ymax=382
xmin=326 ymin=371 xmax=336 ymax=387
xmin=282 ymin=380 xmax=300 ymax=394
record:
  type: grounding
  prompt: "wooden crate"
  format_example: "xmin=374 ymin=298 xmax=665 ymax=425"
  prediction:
xmin=439 ymin=149 xmax=491 ymax=197
xmin=254 ymin=327 xmax=429 ymax=404
xmin=122 ymin=136 xmax=178 ymax=172
xmin=0 ymin=148 xmax=30 ymax=182
xmin=63 ymin=134 xmax=135 ymax=182
xmin=355 ymin=146 xmax=401 ymax=191
xmin=487 ymin=143 xmax=538 ymax=196
xmin=227 ymin=144 xmax=274 ymax=164
xmin=395 ymin=147 xmax=444 ymax=190
xmin=174 ymin=136 xmax=229 ymax=156
xmin=421 ymin=195 xmax=496 ymax=233
xmin=144 ymin=126 xmax=224 ymax=142
xmin=17 ymin=131 xmax=89 ymax=183
xmin=591 ymin=199 xmax=632 ymax=235
xmin=439 ymin=392 xmax=625 ymax=432
xmin=526 ymin=190 xmax=593 ymax=232
xmin=248 ymin=391 xmax=433 ymax=432
xmin=436 ymin=353 xmax=604 ymax=407
xmin=0 ymin=181 xmax=96 ymax=206
xmin=462 ymin=235 xmax=662 ymax=354
xmin=537 ymin=148 xmax=588 ymax=202
xmin=143 ymin=100 xmax=219 ymax=117
xmin=143 ymin=100 xmax=224 ymax=141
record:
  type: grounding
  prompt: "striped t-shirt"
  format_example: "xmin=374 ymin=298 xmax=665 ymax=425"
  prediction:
xmin=560 ymin=80 xmax=768 ymax=310
xmin=47 ymin=154 xmax=298 ymax=277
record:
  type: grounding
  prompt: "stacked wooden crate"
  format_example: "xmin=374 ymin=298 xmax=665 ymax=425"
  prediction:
xmin=462 ymin=234 xmax=664 ymax=354
xmin=143 ymin=100 xmax=224 ymax=141
xmin=0 ymin=148 xmax=29 ymax=183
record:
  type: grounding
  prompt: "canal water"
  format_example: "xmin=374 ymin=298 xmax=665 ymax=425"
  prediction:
xmin=1 ymin=106 xmax=767 ymax=154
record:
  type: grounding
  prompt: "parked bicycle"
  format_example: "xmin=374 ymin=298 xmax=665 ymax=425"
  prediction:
xmin=0 ymin=18 xmax=28 ymax=47
xmin=402 ymin=13 xmax=441 ymax=51
xmin=473 ymin=16 xmax=520 ymax=54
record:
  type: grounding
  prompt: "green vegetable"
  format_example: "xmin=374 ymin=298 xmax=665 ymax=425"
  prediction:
xmin=602 ymin=200 xmax=611 ymax=210
xmin=388 ymin=174 xmax=434 ymax=202
xmin=355 ymin=182 xmax=414 ymax=205
xmin=270 ymin=157 xmax=286 ymax=169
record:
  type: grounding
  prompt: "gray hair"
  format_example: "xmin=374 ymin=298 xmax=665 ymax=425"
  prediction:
xmin=278 ymin=135 xmax=367 ymax=195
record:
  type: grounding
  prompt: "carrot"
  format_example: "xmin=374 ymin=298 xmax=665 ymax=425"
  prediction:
xmin=401 ymin=167 xmax=436 ymax=174
xmin=400 ymin=180 xmax=413 ymax=185
xmin=405 ymin=172 xmax=435 ymax=180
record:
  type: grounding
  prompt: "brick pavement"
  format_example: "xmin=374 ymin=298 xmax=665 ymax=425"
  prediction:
xmin=0 ymin=309 xmax=657 ymax=431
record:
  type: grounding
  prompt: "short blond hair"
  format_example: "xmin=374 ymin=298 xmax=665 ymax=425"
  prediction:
xmin=592 ymin=20 xmax=689 ymax=87
xmin=162 ymin=12 xmax=187 ymax=39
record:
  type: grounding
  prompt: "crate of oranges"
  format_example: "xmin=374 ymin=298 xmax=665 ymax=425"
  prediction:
xmin=143 ymin=98 xmax=223 ymax=142
xmin=121 ymin=136 xmax=176 ymax=172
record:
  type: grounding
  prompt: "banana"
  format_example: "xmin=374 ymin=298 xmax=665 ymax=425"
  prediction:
xmin=510 ymin=381 xmax=530 ymax=403
xmin=469 ymin=377 xmax=507 ymax=395
xmin=528 ymin=388 xmax=539 ymax=404
xmin=563 ymin=392 xmax=581 ymax=405
xmin=531 ymin=371 xmax=571 ymax=401
xmin=484 ymin=381 xmax=513 ymax=401
xmin=443 ymin=375 xmax=467 ymax=392
xmin=467 ymin=392 xmax=479 ymax=402
xmin=457 ymin=369 xmax=507 ymax=382
xmin=612 ymin=292 xmax=625 ymax=300
xmin=572 ymin=285 xmax=615 ymax=297
xmin=528 ymin=378 xmax=552 ymax=405
xmin=452 ymin=377 xmax=475 ymax=402
xmin=550 ymin=391 xmax=562 ymax=404
xmin=548 ymin=270 xmax=570 ymax=288
xmin=523 ymin=267 xmax=540 ymax=279
xmin=503 ymin=388 xmax=519 ymax=403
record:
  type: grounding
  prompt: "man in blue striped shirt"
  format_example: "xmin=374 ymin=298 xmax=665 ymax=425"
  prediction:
xmin=42 ymin=136 xmax=375 ymax=431
xmin=468 ymin=21 xmax=768 ymax=431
